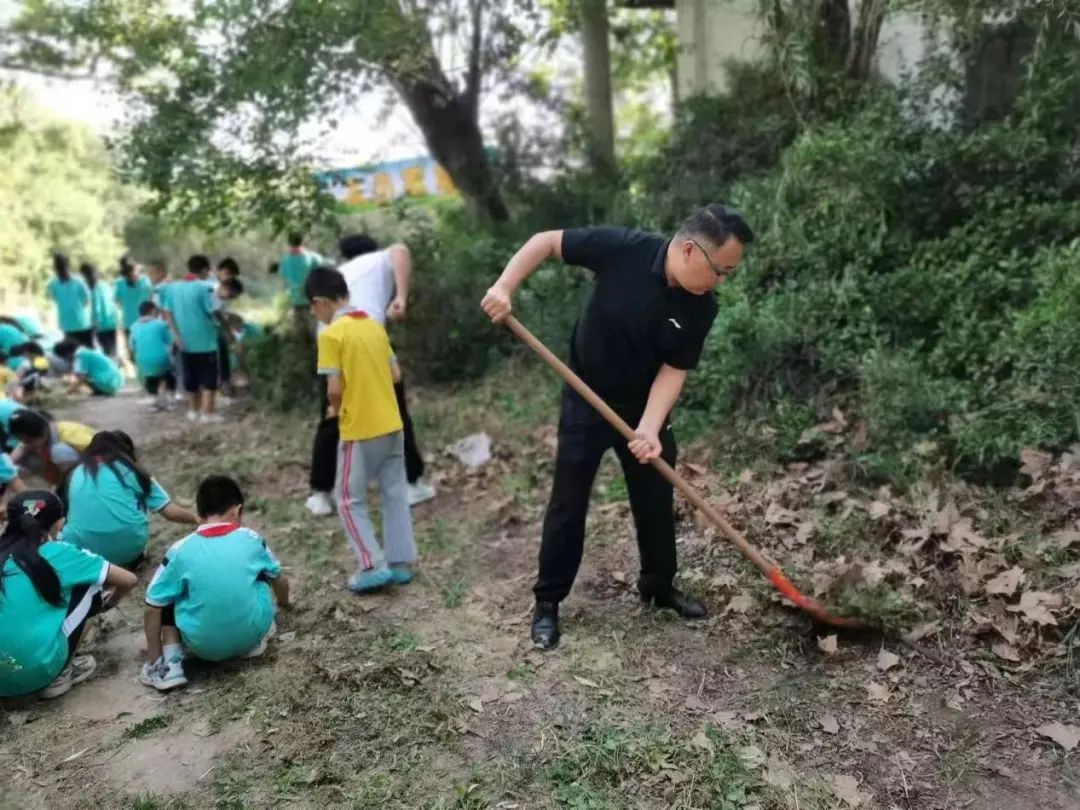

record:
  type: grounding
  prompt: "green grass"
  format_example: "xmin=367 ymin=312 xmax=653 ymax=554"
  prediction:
xmin=124 ymin=714 xmax=171 ymax=740
xmin=441 ymin=578 xmax=469 ymax=608
xmin=507 ymin=663 xmax=536 ymax=683
xmin=384 ymin=629 xmax=422 ymax=652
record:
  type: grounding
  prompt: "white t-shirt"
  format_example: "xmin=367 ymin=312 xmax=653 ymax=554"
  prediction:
xmin=339 ymin=249 xmax=395 ymax=326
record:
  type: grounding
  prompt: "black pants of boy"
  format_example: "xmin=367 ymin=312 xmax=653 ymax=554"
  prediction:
xmin=65 ymin=330 xmax=94 ymax=348
xmin=181 ymin=351 xmax=219 ymax=393
xmin=534 ymin=386 xmax=678 ymax=604
xmin=144 ymin=372 xmax=177 ymax=396
xmin=96 ymin=329 xmax=117 ymax=358
xmin=65 ymin=584 xmax=105 ymax=660
xmin=308 ymin=376 xmax=425 ymax=492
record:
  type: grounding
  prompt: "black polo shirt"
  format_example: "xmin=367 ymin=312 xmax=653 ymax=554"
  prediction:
xmin=563 ymin=227 xmax=718 ymax=408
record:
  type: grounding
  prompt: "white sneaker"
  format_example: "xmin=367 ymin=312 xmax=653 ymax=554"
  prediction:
xmin=186 ymin=410 xmax=199 ymax=422
xmin=305 ymin=492 xmax=335 ymax=517
xmin=407 ymin=480 xmax=436 ymax=507
xmin=137 ymin=396 xmax=156 ymax=406
xmin=139 ymin=658 xmax=187 ymax=691
xmin=200 ymin=412 xmax=225 ymax=424
xmin=41 ymin=655 xmax=97 ymax=699
xmin=244 ymin=622 xmax=276 ymax=659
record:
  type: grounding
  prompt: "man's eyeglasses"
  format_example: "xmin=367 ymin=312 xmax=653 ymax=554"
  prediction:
xmin=689 ymin=239 xmax=733 ymax=279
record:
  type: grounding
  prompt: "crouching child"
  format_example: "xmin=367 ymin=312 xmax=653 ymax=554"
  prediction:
xmin=140 ymin=475 xmax=291 ymax=691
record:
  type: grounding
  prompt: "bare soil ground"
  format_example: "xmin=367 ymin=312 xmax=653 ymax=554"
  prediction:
xmin=2 ymin=374 xmax=1079 ymax=810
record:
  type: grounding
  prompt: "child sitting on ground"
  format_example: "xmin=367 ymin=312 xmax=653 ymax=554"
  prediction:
xmin=53 ymin=339 xmax=124 ymax=397
xmin=60 ymin=431 xmax=196 ymax=567
xmin=0 ymin=490 xmax=137 ymax=699
xmin=306 ymin=267 xmax=417 ymax=593
xmin=9 ymin=409 xmax=96 ymax=486
xmin=140 ymin=475 xmax=291 ymax=691
xmin=129 ymin=301 xmax=178 ymax=410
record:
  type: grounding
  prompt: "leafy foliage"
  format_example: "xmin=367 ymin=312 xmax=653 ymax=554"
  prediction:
xmin=0 ymin=85 xmax=133 ymax=295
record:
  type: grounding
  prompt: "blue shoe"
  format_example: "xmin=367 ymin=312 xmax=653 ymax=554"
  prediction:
xmin=347 ymin=567 xmax=394 ymax=593
xmin=389 ymin=565 xmax=414 ymax=585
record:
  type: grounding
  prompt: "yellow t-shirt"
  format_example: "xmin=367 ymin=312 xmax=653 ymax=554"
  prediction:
xmin=0 ymin=366 xmax=16 ymax=393
xmin=55 ymin=421 xmax=96 ymax=452
xmin=316 ymin=311 xmax=402 ymax=442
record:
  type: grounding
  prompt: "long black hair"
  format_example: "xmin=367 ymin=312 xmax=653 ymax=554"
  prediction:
xmin=79 ymin=262 xmax=99 ymax=289
xmin=82 ymin=431 xmax=152 ymax=507
xmin=8 ymin=409 xmax=52 ymax=443
xmin=0 ymin=491 xmax=66 ymax=606
xmin=53 ymin=252 xmax=71 ymax=282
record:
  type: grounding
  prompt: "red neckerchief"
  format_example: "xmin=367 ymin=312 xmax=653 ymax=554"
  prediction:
xmin=183 ymin=273 xmax=199 ymax=281
xmin=196 ymin=522 xmax=241 ymax=537
xmin=288 ymin=247 xmax=303 ymax=254
xmin=345 ymin=311 xmax=368 ymax=320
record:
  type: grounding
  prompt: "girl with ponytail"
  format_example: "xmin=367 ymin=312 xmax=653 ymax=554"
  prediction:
xmin=61 ymin=431 xmax=196 ymax=566
xmin=0 ymin=491 xmax=137 ymax=699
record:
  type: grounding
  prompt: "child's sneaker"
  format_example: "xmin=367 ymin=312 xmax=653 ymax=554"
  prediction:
xmin=186 ymin=410 xmax=200 ymax=422
xmin=139 ymin=657 xmax=188 ymax=691
xmin=389 ymin=565 xmax=414 ymax=585
xmin=200 ymin=412 xmax=225 ymax=424
xmin=41 ymin=655 xmax=97 ymax=699
xmin=347 ymin=566 xmax=394 ymax=594
xmin=407 ymin=480 xmax=436 ymax=506
xmin=304 ymin=491 xmax=335 ymax=517
xmin=243 ymin=622 xmax=276 ymax=659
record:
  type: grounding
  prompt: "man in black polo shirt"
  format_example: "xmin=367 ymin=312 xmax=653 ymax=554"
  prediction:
xmin=481 ymin=204 xmax=753 ymax=650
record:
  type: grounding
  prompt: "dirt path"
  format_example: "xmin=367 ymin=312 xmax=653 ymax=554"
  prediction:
xmin=2 ymin=386 xmax=1079 ymax=809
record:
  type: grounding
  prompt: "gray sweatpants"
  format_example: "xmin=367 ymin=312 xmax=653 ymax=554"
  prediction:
xmin=336 ymin=430 xmax=416 ymax=571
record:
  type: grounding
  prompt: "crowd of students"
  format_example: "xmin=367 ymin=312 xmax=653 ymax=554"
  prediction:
xmin=0 ymin=230 xmax=437 ymax=702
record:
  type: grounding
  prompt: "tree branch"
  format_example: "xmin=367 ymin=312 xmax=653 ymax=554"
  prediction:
xmin=463 ymin=0 xmax=483 ymax=122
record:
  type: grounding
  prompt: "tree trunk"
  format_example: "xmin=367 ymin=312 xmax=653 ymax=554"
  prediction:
xmin=846 ymin=0 xmax=889 ymax=80
xmin=818 ymin=0 xmax=851 ymax=68
xmin=580 ymin=0 xmax=616 ymax=174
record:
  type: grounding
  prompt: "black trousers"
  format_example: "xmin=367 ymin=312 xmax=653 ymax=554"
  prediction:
xmin=65 ymin=330 xmax=94 ymax=348
xmin=217 ymin=335 xmax=232 ymax=384
xmin=95 ymin=329 xmax=118 ymax=358
xmin=534 ymin=387 xmax=678 ymax=604
xmin=309 ymin=377 xmax=425 ymax=492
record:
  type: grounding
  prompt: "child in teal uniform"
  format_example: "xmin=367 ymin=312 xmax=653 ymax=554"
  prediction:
xmin=47 ymin=254 xmax=92 ymax=347
xmin=80 ymin=262 xmax=119 ymax=358
xmin=163 ymin=255 xmax=225 ymax=423
xmin=278 ymin=232 xmax=324 ymax=313
xmin=141 ymin=475 xmax=291 ymax=691
xmin=0 ymin=318 xmax=28 ymax=356
xmin=0 ymin=491 xmax=138 ymax=699
xmin=53 ymin=340 xmax=124 ymax=396
xmin=61 ymin=431 xmax=196 ymax=567
xmin=130 ymin=301 xmax=178 ymax=409
xmin=114 ymin=258 xmax=154 ymax=343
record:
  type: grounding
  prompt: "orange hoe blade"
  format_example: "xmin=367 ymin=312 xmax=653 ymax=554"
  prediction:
xmin=504 ymin=315 xmax=867 ymax=630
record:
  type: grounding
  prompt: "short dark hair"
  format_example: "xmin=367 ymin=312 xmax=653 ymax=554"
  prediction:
xmin=9 ymin=409 xmax=51 ymax=441
xmin=677 ymin=204 xmax=754 ymax=248
xmin=52 ymin=339 xmax=78 ymax=361
xmin=217 ymin=257 xmax=240 ymax=277
xmin=339 ymin=234 xmax=379 ymax=260
xmin=219 ymin=277 xmax=244 ymax=298
xmin=53 ymin=252 xmax=71 ymax=279
xmin=196 ymin=475 xmax=245 ymax=518
xmin=187 ymin=254 xmax=211 ymax=274
xmin=287 ymin=231 xmax=304 ymax=248
xmin=304 ymin=266 xmax=349 ymax=302
xmin=139 ymin=300 xmax=158 ymax=317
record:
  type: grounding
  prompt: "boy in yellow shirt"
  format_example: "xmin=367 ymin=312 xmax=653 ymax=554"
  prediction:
xmin=306 ymin=267 xmax=416 ymax=593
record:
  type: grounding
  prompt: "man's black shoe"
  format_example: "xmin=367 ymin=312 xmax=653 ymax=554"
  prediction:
xmin=641 ymin=587 xmax=708 ymax=619
xmin=531 ymin=601 xmax=561 ymax=650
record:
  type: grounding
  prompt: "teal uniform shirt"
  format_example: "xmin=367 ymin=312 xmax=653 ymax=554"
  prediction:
xmin=47 ymin=277 xmax=91 ymax=333
xmin=61 ymin=461 xmax=171 ymax=566
xmin=153 ymin=281 xmax=174 ymax=311
xmin=114 ymin=275 xmax=154 ymax=330
xmin=0 ymin=452 xmax=17 ymax=485
xmin=13 ymin=315 xmax=44 ymax=338
xmin=129 ymin=317 xmax=173 ymax=377
xmin=88 ymin=281 xmax=119 ymax=331
xmin=279 ymin=249 xmax=323 ymax=307
xmin=74 ymin=347 xmax=123 ymax=395
xmin=145 ymin=524 xmax=281 ymax=661
xmin=0 ymin=323 xmax=27 ymax=354
xmin=164 ymin=279 xmax=221 ymax=353
xmin=0 ymin=542 xmax=109 ymax=697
